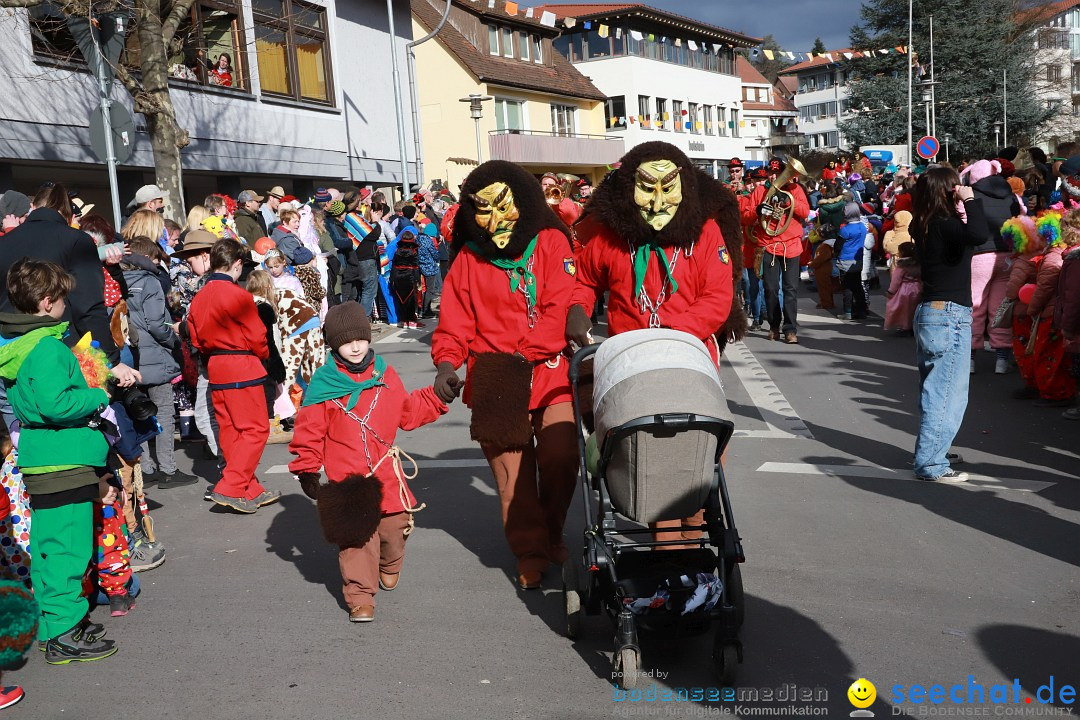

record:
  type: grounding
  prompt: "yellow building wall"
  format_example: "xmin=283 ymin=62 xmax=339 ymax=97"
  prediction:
xmin=411 ymin=17 xmax=493 ymax=192
xmin=411 ymin=17 xmax=610 ymax=189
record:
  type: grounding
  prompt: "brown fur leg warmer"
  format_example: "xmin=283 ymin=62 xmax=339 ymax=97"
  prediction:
xmin=317 ymin=474 xmax=383 ymax=547
xmin=469 ymin=352 xmax=534 ymax=448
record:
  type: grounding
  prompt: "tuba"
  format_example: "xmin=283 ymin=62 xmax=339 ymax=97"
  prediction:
xmin=759 ymin=157 xmax=807 ymax=237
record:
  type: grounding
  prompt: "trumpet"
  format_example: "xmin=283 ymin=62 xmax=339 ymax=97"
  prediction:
xmin=760 ymin=157 xmax=807 ymax=237
xmin=545 ymin=185 xmax=563 ymax=205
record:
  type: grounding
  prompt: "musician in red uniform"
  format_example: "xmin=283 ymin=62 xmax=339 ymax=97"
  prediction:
xmin=565 ymin=141 xmax=743 ymax=544
xmin=431 ymin=161 xmax=579 ymax=590
xmin=187 ymin=239 xmax=278 ymax=514
xmin=742 ymin=157 xmax=810 ymax=344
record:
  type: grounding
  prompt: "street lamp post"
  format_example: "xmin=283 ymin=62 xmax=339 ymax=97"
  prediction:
xmin=943 ymin=132 xmax=952 ymax=163
xmin=459 ymin=94 xmax=493 ymax=166
xmin=993 ymin=121 xmax=1003 ymax=151
xmin=759 ymin=134 xmax=768 ymax=162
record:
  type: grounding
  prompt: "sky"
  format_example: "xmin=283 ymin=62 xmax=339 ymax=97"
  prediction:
xmin=534 ymin=0 xmax=860 ymax=52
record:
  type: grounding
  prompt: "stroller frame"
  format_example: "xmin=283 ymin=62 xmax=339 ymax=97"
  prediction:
xmin=565 ymin=344 xmax=746 ymax=688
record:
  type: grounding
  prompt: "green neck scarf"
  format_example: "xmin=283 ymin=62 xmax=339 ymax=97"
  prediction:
xmin=467 ymin=234 xmax=539 ymax=307
xmin=632 ymin=242 xmax=678 ymax=301
xmin=302 ymin=353 xmax=388 ymax=411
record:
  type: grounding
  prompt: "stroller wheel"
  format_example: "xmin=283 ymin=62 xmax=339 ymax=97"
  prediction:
xmin=713 ymin=643 xmax=739 ymax=687
xmin=562 ymin=561 xmax=583 ymax=639
xmin=614 ymin=647 xmax=639 ymax=690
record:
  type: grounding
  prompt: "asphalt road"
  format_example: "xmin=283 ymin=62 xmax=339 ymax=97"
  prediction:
xmin=6 ymin=287 xmax=1080 ymax=720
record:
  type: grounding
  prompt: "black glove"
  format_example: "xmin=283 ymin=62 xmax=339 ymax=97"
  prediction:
xmin=566 ymin=305 xmax=593 ymax=347
xmin=297 ymin=472 xmax=321 ymax=500
xmin=756 ymin=203 xmax=773 ymax=218
xmin=433 ymin=362 xmax=462 ymax=403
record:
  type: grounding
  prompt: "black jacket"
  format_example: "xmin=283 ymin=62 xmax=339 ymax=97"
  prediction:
xmin=971 ymin=176 xmax=1020 ymax=254
xmin=0 ymin=208 xmax=120 ymax=363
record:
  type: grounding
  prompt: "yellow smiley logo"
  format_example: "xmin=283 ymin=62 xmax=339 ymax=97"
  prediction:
xmin=848 ymin=678 xmax=876 ymax=709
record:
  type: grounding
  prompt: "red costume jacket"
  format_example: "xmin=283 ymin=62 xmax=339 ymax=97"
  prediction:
xmin=432 ymin=228 xmax=576 ymax=409
xmin=187 ymin=274 xmax=268 ymax=385
xmin=570 ymin=219 xmax=734 ymax=362
xmin=289 ymin=361 xmax=447 ymax=515
xmin=741 ymin=182 xmax=810 ymax=258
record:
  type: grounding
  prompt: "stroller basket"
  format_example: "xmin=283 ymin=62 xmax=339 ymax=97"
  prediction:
xmin=592 ymin=330 xmax=732 ymax=524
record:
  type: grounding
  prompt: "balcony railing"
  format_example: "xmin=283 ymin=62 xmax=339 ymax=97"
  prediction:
xmin=488 ymin=129 xmax=625 ymax=166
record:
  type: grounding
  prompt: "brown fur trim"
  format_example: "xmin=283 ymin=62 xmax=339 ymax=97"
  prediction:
xmin=469 ymin=352 xmax=533 ymax=449
xmin=455 ymin=161 xmax=572 ymax=259
xmin=316 ymin=474 xmax=383 ymax=548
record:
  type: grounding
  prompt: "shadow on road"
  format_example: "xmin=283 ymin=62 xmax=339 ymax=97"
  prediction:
xmin=264 ymin=493 xmax=348 ymax=610
xmin=976 ymin=624 xmax=1080 ymax=707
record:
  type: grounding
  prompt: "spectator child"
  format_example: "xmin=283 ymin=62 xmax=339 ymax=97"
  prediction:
xmin=808 ymin=237 xmax=836 ymax=310
xmin=392 ymin=225 xmax=422 ymax=328
xmin=245 ymin=271 xmax=290 ymax=439
xmin=264 ymin=249 xmax=304 ymax=295
xmin=187 ymin=240 xmax=278 ymax=514
xmin=292 ymin=247 xmax=327 ymax=311
xmin=0 ymin=258 xmax=117 ymax=663
xmin=1025 ymin=211 xmax=1079 ymax=405
xmin=417 ymin=223 xmax=442 ymax=317
xmin=288 ymin=302 xmax=449 ymax=622
xmin=837 ymin=203 xmax=868 ymax=319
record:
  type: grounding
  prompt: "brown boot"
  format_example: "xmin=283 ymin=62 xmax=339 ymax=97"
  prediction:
xmin=349 ymin=605 xmax=375 ymax=623
xmin=785 ymin=332 xmax=799 ymax=344
xmin=768 ymin=330 xmax=780 ymax=341
xmin=378 ymin=572 xmax=400 ymax=591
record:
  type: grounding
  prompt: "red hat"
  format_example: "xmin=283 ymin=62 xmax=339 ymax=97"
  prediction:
xmin=280 ymin=194 xmax=297 ymax=203
xmin=360 ymin=188 xmax=372 ymax=200
xmin=749 ymin=167 xmax=769 ymax=180
xmin=411 ymin=193 xmax=426 ymax=204
xmin=768 ymin=158 xmax=784 ymax=175
xmin=729 ymin=157 xmax=744 ymax=168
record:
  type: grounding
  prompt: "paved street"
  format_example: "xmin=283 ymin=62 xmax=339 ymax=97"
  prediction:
xmin=7 ymin=289 xmax=1079 ymax=720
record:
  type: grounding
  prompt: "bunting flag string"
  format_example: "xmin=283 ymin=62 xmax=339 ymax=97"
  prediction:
xmin=465 ymin=0 xmax=908 ymax=64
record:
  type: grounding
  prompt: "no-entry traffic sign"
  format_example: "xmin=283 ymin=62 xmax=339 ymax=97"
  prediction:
xmin=917 ymin=136 xmax=939 ymax=160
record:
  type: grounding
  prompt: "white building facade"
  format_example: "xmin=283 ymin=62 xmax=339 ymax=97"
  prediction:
xmin=0 ymin=0 xmax=418 ymax=216
xmin=1027 ymin=1 xmax=1080 ymax=153
xmin=737 ymin=57 xmax=801 ymax=165
xmin=780 ymin=54 xmax=853 ymax=153
xmin=540 ymin=4 xmax=759 ymax=178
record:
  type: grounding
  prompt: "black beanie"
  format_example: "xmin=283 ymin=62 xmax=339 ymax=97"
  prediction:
xmin=323 ymin=301 xmax=371 ymax=349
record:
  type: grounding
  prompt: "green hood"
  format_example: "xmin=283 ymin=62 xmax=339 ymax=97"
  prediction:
xmin=0 ymin=311 xmax=65 ymax=338
xmin=0 ymin=321 xmax=68 ymax=382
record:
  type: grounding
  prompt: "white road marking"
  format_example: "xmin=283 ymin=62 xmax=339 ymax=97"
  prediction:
xmin=724 ymin=343 xmax=814 ymax=440
xmin=755 ymin=462 xmax=1055 ymax=492
xmin=469 ymin=476 xmax=497 ymax=496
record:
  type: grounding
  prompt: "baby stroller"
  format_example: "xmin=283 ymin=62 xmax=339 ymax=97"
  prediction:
xmin=565 ymin=329 xmax=745 ymax=688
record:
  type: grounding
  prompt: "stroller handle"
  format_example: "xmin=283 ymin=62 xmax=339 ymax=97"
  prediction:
xmin=569 ymin=343 xmax=601 ymax=385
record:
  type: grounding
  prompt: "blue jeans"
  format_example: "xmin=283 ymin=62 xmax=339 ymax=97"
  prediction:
xmin=744 ymin=268 xmax=765 ymax=324
xmin=358 ymin=259 xmax=380 ymax=316
xmin=913 ymin=302 xmax=972 ymax=479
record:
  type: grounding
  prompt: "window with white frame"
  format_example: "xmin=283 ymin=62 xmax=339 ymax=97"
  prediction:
xmin=488 ymin=25 xmax=499 ymax=55
xmin=519 ymin=30 xmax=530 ymax=60
xmin=502 ymin=27 xmax=514 ymax=58
xmin=638 ymin=95 xmax=650 ymax=128
xmin=689 ymin=102 xmax=700 ymax=134
xmin=551 ymin=103 xmax=576 ymax=136
xmin=703 ymin=105 xmax=714 ymax=135
xmin=731 ymin=108 xmax=741 ymax=137
xmin=655 ymin=97 xmax=668 ymax=130
xmin=673 ymin=100 xmax=684 ymax=132
xmin=717 ymin=106 xmax=728 ymax=136
xmin=532 ymin=34 xmax=543 ymax=63
xmin=494 ymin=98 xmax=526 ymax=131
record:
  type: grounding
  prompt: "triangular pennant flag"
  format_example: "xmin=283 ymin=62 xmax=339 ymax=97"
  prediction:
xmin=525 ymin=7 xmax=533 ymax=17
xmin=610 ymin=116 xmax=618 ymax=127
xmin=675 ymin=38 xmax=682 ymax=47
xmin=897 ymin=46 xmax=906 ymax=53
xmin=487 ymin=0 xmax=494 ymax=7
xmin=843 ymin=52 xmax=853 ymax=59
xmin=785 ymin=51 xmax=795 ymax=59
xmin=688 ymin=40 xmax=698 ymax=51
xmin=853 ymin=51 xmax=863 ymax=58
xmin=615 ymin=28 xmax=622 ymax=39
xmin=696 ymin=121 xmax=703 ymax=129
xmin=631 ymin=30 xmax=643 ymax=41
xmin=583 ymin=21 xmax=592 ymax=29
xmin=648 ymin=33 xmax=655 ymax=41
xmin=824 ymin=53 xmax=834 ymax=61
xmin=714 ymin=43 xmax=721 ymax=53
xmin=564 ymin=17 xmax=576 ymax=28
xmin=539 ymin=10 xmax=556 ymax=27
xmin=599 ymin=24 xmax=609 ymax=38
xmin=664 ymin=112 xmax=670 ymax=121
xmin=684 ymin=121 xmax=692 ymax=130
xmin=629 ymin=116 xmax=636 ymax=124
xmin=763 ymin=49 xmax=774 ymax=60
xmin=750 ymin=48 xmax=760 ymax=57
xmin=660 ymin=36 xmax=668 ymax=44
xmin=504 ymin=0 xmax=517 ymax=15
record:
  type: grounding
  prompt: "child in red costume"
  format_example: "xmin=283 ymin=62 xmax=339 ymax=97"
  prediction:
xmin=289 ymin=302 xmax=448 ymax=623
xmin=431 ymin=160 xmax=579 ymax=590
xmin=187 ymin=239 xmax=279 ymax=514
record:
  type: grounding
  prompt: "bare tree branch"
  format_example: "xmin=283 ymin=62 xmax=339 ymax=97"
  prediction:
xmin=161 ymin=0 xmax=197 ymax=46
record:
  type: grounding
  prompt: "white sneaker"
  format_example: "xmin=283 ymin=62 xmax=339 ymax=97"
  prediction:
xmin=994 ymin=357 xmax=1015 ymax=374
xmin=916 ymin=469 xmax=968 ymax=483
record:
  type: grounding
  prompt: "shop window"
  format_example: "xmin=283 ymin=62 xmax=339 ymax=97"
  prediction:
xmin=253 ymin=0 xmax=332 ymax=103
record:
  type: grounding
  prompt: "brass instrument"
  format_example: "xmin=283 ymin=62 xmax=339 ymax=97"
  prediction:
xmin=760 ymin=157 xmax=807 ymax=237
xmin=545 ymin=184 xmax=563 ymax=205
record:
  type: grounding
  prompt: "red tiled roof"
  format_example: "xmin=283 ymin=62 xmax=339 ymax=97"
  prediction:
xmin=412 ymin=0 xmax=606 ymax=101
xmin=1020 ymin=0 xmax=1080 ymax=25
xmin=532 ymin=3 xmax=760 ymax=47
xmin=737 ymin=56 xmax=770 ymax=85
xmin=778 ymin=49 xmax=853 ymax=75
xmin=779 ymin=76 xmax=798 ymax=94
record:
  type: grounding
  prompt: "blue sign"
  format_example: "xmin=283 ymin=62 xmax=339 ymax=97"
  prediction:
xmin=865 ymin=149 xmax=893 ymax=162
xmin=917 ymin=136 xmax=940 ymax=160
